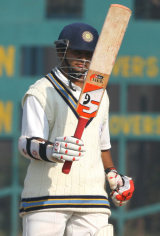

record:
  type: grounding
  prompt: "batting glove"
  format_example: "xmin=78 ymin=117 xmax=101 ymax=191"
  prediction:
xmin=111 ymin=175 xmax=134 ymax=206
xmin=52 ymin=136 xmax=85 ymax=162
xmin=106 ymin=168 xmax=134 ymax=207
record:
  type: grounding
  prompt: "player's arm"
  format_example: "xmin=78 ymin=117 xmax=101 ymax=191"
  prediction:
xmin=18 ymin=96 xmax=85 ymax=163
xmin=19 ymin=135 xmax=85 ymax=163
xmin=101 ymin=149 xmax=134 ymax=206
xmin=100 ymin=109 xmax=134 ymax=206
xmin=101 ymin=149 xmax=114 ymax=170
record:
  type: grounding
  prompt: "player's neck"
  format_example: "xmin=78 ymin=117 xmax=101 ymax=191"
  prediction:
xmin=70 ymin=79 xmax=84 ymax=89
xmin=69 ymin=78 xmax=84 ymax=89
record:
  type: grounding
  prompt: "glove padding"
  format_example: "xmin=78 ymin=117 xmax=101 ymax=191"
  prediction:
xmin=106 ymin=168 xmax=123 ymax=190
xmin=111 ymin=176 xmax=134 ymax=206
xmin=52 ymin=136 xmax=85 ymax=162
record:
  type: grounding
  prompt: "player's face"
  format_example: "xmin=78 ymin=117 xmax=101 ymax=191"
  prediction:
xmin=59 ymin=48 xmax=93 ymax=88
xmin=65 ymin=49 xmax=93 ymax=73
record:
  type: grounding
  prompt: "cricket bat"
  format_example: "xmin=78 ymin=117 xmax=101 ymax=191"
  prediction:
xmin=62 ymin=4 xmax=132 ymax=174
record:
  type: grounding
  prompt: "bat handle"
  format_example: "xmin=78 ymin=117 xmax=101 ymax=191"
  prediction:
xmin=62 ymin=117 xmax=88 ymax=174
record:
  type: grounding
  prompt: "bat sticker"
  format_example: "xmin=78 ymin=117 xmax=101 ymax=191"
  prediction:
xmin=77 ymin=88 xmax=104 ymax=117
xmin=83 ymin=94 xmax=91 ymax=105
xmin=90 ymin=74 xmax=104 ymax=83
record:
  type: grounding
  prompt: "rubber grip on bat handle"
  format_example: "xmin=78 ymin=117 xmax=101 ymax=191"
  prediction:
xmin=62 ymin=117 xmax=88 ymax=174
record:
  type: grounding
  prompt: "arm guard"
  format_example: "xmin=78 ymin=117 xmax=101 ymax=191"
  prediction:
xmin=18 ymin=136 xmax=57 ymax=163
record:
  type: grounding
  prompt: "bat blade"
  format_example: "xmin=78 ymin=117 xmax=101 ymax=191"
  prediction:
xmin=62 ymin=4 xmax=132 ymax=174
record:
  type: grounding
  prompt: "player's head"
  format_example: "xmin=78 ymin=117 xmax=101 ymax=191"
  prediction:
xmin=54 ymin=22 xmax=99 ymax=81
xmin=57 ymin=22 xmax=99 ymax=52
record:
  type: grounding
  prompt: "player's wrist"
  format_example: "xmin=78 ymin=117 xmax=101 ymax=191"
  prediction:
xmin=105 ymin=167 xmax=117 ymax=174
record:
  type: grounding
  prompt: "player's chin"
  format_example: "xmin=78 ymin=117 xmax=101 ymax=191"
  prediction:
xmin=71 ymin=76 xmax=85 ymax=82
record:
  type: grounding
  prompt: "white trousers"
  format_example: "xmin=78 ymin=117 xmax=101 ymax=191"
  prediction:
xmin=22 ymin=211 xmax=109 ymax=236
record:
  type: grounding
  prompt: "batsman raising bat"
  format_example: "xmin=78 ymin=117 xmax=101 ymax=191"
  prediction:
xmin=18 ymin=4 xmax=134 ymax=236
